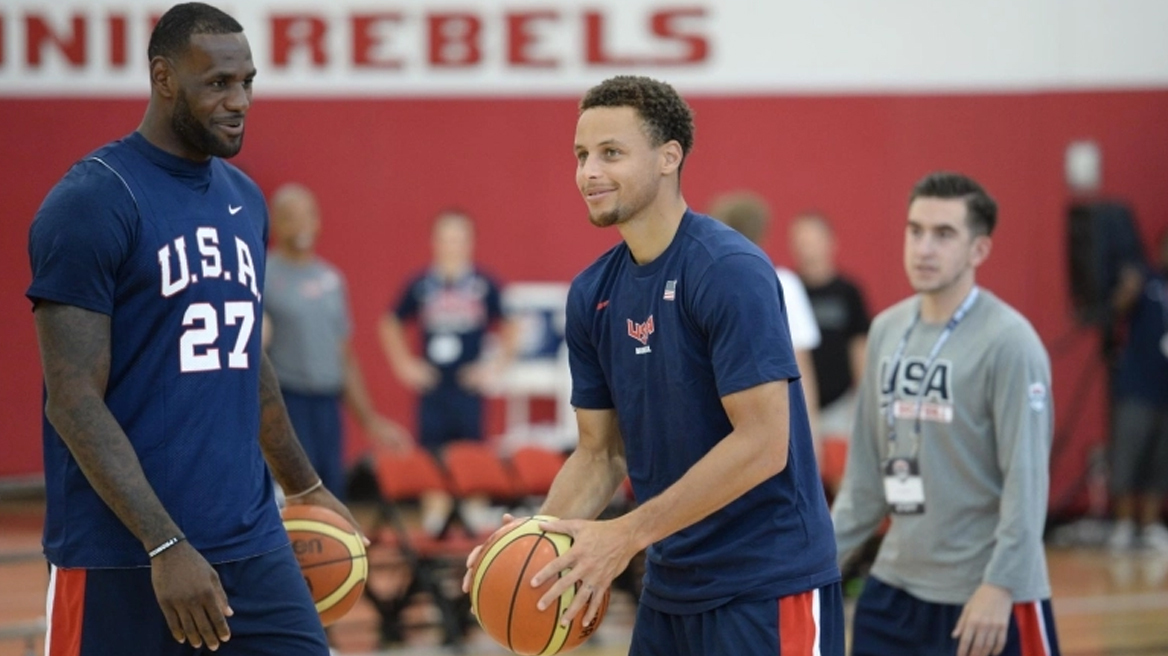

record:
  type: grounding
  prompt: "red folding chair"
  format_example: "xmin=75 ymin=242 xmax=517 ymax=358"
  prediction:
xmin=375 ymin=447 xmax=450 ymax=502
xmin=442 ymin=440 xmax=521 ymax=502
xmin=440 ymin=440 xmax=523 ymax=539
xmin=508 ymin=445 xmax=567 ymax=498
xmin=369 ymin=447 xmax=471 ymax=645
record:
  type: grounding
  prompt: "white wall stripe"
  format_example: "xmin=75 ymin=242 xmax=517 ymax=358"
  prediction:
xmin=3 ymin=0 xmax=1168 ymax=97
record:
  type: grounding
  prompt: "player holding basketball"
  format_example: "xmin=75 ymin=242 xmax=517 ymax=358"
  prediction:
xmin=832 ymin=172 xmax=1061 ymax=656
xmin=464 ymin=76 xmax=843 ymax=655
xmin=27 ymin=3 xmax=354 ymax=654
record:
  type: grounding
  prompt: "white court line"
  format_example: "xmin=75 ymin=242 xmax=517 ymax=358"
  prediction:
xmin=1054 ymin=591 xmax=1168 ymax=616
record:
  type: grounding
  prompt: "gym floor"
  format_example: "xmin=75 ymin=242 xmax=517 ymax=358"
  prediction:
xmin=3 ymin=495 xmax=1168 ymax=656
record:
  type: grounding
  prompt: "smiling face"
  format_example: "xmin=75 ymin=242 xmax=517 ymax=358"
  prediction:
xmin=574 ymin=106 xmax=679 ymax=228
xmin=904 ymin=197 xmax=990 ymax=297
xmin=164 ymin=32 xmax=254 ymax=160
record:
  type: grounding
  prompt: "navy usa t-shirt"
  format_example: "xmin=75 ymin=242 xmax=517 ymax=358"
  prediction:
xmin=566 ymin=210 xmax=839 ymax=613
xmin=27 ymin=132 xmax=287 ymax=568
xmin=393 ymin=268 xmax=504 ymax=386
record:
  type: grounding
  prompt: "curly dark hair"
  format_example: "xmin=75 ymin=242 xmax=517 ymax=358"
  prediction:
xmin=910 ymin=171 xmax=998 ymax=236
xmin=580 ymin=76 xmax=695 ymax=169
xmin=148 ymin=2 xmax=243 ymax=61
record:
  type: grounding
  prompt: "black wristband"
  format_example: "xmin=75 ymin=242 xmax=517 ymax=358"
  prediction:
xmin=148 ymin=535 xmax=187 ymax=559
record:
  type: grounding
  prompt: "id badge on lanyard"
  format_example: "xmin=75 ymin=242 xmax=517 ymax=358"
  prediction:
xmin=881 ymin=287 xmax=979 ymax=515
xmin=883 ymin=457 xmax=925 ymax=514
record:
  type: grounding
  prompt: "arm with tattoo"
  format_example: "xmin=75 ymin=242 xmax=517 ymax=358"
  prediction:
xmin=257 ymin=352 xmax=368 ymax=537
xmin=35 ymin=301 xmax=233 ymax=650
xmin=256 ymin=352 xmax=319 ymax=494
xmin=35 ymin=302 xmax=182 ymax=550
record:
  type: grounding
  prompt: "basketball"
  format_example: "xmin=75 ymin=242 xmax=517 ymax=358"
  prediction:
xmin=281 ymin=504 xmax=368 ymax=626
xmin=469 ymin=515 xmax=609 ymax=656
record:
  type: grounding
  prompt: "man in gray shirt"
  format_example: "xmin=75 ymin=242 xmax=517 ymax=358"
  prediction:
xmin=264 ymin=183 xmax=407 ymax=499
xmin=832 ymin=172 xmax=1061 ymax=656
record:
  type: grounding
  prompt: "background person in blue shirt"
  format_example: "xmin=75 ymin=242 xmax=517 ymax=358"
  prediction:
xmin=378 ymin=209 xmax=518 ymax=535
xmin=464 ymin=75 xmax=842 ymax=656
xmin=1107 ymin=229 xmax=1168 ymax=552
xmin=379 ymin=210 xmax=514 ymax=455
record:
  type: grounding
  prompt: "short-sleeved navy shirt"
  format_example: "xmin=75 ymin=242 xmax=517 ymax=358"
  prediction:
xmin=27 ymin=133 xmax=286 ymax=568
xmin=566 ymin=210 xmax=839 ymax=613
xmin=392 ymin=268 xmax=503 ymax=386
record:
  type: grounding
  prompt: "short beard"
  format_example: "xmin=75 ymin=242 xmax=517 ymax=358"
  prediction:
xmin=587 ymin=176 xmax=659 ymax=228
xmin=588 ymin=207 xmax=627 ymax=228
xmin=172 ymin=90 xmax=242 ymax=159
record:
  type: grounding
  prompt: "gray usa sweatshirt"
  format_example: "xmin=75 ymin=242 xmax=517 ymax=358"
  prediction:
xmin=832 ymin=288 xmax=1053 ymax=604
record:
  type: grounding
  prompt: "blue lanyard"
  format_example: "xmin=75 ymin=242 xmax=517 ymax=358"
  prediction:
xmin=884 ymin=287 xmax=980 ymax=454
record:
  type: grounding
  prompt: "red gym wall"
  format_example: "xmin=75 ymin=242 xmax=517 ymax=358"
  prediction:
xmin=3 ymin=91 xmax=1167 ymax=516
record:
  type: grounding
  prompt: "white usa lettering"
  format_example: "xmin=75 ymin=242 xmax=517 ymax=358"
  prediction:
xmin=158 ymin=236 xmax=190 ymax=298
xmin=156 ymin=229 xmax=261 ymax=302
xmin=155 ymin=228 xmax=263 ymax=374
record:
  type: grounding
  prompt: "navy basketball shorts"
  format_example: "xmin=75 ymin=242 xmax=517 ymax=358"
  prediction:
xmin=419 ymin=384 xmax=483 ymax=452
xmin=44 ymin=546 xmax=329 ymax=656
xmin=628 ymin=582 xmax=845 ymax=656
xmin=852 ymin=577 xmax=1061 ymax=656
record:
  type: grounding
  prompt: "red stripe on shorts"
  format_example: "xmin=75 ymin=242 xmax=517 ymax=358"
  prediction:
xmin=47 ymin=567 xmax=86 ymax=656
xmin=1012 ymin=601 xmax=1051 ymax=656
xmin=778 ymin=589 xmax=816 ymax=655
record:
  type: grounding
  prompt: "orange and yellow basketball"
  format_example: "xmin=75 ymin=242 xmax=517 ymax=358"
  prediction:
xmin=469 ymin=515 xmax=609 ymax=655
xmin=281 ymin=504 xmax=368 ymax=626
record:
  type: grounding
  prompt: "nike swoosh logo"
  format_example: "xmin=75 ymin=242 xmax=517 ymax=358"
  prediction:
xmin=228 ymin=205 xmax=243 ymax=215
